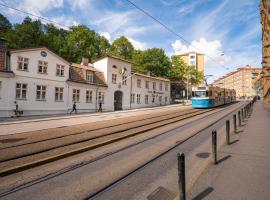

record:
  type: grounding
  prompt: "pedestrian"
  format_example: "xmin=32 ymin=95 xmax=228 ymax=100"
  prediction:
xmin=98 ymin=101 xmax=102 ymax=112
xmin=14 ymin=101 xmax=18 ymax=116
xmin=70 ymin=102 xmax=77 ymax=114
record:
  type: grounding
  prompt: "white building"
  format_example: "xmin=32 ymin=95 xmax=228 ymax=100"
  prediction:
xmin=0 ymin=42 xmax=170 ymax=117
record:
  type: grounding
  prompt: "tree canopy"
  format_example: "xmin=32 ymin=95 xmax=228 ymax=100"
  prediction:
xmin=0 ymin=13 xmax=204 ymax=84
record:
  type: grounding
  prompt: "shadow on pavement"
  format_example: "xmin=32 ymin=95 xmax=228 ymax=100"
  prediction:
xmin=217 ymin=155 xmax=231 ymax=164
xmin=192 ymin=187 xmax=214 ymax=200
xmin=229 ymin=139 xmax=239 ymax=145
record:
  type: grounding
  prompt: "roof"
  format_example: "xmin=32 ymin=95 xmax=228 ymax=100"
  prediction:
xmin=178 ymin=51 xmax=204 ymax=56
xmin=10 ymin=46 xmax=70 ymax=65
xmin=71 ymin=62 xmax=102 ymax=73
xmin=93 ymin=54 xmax=132 ymax=64
xmin=69 ymin=63 xmax=107 ymax=87
xmin=132 ymin=72 xmax=170 ymax=82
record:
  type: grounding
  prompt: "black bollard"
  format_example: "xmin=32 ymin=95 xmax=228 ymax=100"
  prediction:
xmin=178 ymin=153 xmax=186 ymax=200
xmin=233 ymin=114 xmax=237 ymax=133
xmin=226 ymin=120 xmax=230 ymax=145
xmin=212 ymin=130 xmax=217 ymax=165
xmin=238 ymin=111 xmax=241 ymax=126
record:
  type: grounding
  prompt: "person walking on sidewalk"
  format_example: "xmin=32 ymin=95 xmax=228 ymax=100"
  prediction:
xmin=98 ymin=100 xmax=103 ymax=112
xmin=70 ymin=102 xmax=78 ymax=114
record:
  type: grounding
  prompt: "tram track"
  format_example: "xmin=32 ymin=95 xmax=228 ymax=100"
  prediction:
xmin=0 ymin=107 xmax=217 ymax=177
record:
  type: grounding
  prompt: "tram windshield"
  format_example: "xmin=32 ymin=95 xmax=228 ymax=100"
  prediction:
xmin=192 ymin=91 xmax=208 ymax=98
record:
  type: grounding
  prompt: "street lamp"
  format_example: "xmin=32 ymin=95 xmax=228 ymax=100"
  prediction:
xmin=204 ymin=74 xmax=213 ymax=85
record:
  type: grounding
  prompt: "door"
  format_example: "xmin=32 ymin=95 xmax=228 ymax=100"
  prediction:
xmin=114 ymin=91 xmax=123 ymax=111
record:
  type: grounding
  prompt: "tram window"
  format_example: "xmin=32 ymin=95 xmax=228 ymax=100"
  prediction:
xmin=193 ymin=91 xmax=207 ymax=98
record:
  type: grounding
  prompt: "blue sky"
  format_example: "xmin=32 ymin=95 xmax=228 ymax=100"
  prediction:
xmin=0 ymin=0 xmax=261 ymax=82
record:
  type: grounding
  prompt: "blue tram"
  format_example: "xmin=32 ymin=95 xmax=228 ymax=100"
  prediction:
xmin=191 ymin=86 xmax=236 ymax=108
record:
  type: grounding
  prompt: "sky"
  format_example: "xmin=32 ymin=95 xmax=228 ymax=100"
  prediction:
xmin=0 ymin=0 xmax=262 ymax=82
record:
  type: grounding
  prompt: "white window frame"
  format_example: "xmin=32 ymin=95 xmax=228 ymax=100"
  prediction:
xmin=36 ymin=85 xmax=46 ymax=101
xmin=145 ymin=95 xmax=148 ymax=104
xmin=153 ymin=82 xmax=156 ymax=90
xmin=72 ymin=89 xmax=80 ymax=102
xmin=56 ymin=64 xmax=65 ymax=77
xmin=165 ymin=83 xmax=168 ymax=91
xmin=145 ymin=81 xmax=149 ymax=89
xmin=86 ymin=71 xmax=94 ymax=82
xmin=38 ymin=60 xmax=48 ymax=74
xmin=98 ymin=92 xmax=105 ymax=103
xmin=55 ymin=87 xmax=64 ymax=102
xmin=17 ymin=56 xmax=29 ymax=71
xmin=16 ymin=83 xmax=27 ymax=100
xmin=86 ymin=90 xmax=93 ymax=103
xmin=131 ymin=93 xmax=135 ymax=104
xmin=137 ymin=79 xmax=141 ymax=88
xmin=112 ymin=74 xmax=117 ymax=84
xmin=159 ymin=83 xmax=163 ymax=91
xmin=137 ymin=94 xmax=141 ymax=104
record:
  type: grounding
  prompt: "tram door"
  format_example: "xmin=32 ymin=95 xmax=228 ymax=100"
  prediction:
xmin=114 ymin=91 xmax=123 ymax=111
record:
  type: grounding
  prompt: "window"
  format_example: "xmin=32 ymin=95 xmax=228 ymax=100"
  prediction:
xmin=159 ymin=83 xmax=163 ymax=91
xmin=16 ymin=83 xmax=27 ymax=99
xmin=153 ymin=82 xmax=156 ymax=90
xmin=165 ymin=83 xmax=168 ymax=91
xmin=98 ymin=92 xmax=105 ymax=103
xmin=56 ymin=64 xmax=65 ymax=76
xmin=137 ymin=79 xmax=141 ymax=88
xmin=145 ymin=95 xmax=148 ymax=104
xmin=112 ymin=74 xmax=117 ymax=83
xmin=190 ymin=55 xmax=195 ymax=59
xmin=165 ymin=96 xmax=168 ymax=103
xmin=190 ymin=61 xmax=196 ymax=65
xmin=38 ymin=60 xmax=48 ymax=74
xmin=137 ymin=94 xmax=141 ymax=104
xmin=17 ymin=56 xmax=29 ymax=71
xmin=152 ymin=96 xmax=155 ymax=103
xmin=145 ymin=81 xmax=149 ymax=89
xmin=112 ymin=65 xmax=117 ymax=69
xmin=72 ymin=89 xmax=80 ymax=102
xmin=159 ymin=96 xmax=162 ymax=102
xmin=122 ymin=76 xmax=127 ymax=85
xmin=86 ymin=90 xmax=92 ymax=103
xmin=131 ymin=93 xmax=135 ymax=104
xmin=36 ymin=85 xmax=46 ymax=100
xmin=86 ymin=71 xmax=94 ymax=82
xmin=55 ymin=87 xmax=64 ymax=101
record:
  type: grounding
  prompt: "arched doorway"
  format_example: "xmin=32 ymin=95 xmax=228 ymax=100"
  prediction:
xmin=114 ymin=90 xmax=123 ymax=111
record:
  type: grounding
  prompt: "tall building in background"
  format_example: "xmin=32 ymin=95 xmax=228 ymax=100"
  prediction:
xmin=260 ymin=0 xmax=270 ymax=109
xmin=212 ymin=65 xmax=261 ymax=99
xmin=178 ymin=51 xmax=205 ymax=74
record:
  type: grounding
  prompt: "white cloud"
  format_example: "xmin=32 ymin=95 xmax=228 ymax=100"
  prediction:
xmin=50 ymin=16 xmax=79 ymax=29
xmin=99 ymin=32 xmax=111 ymax=43
xmin=128 ymin=37 xmax=148 ymax=50
xmin=18 ymin=0 xmax=63 ymax=16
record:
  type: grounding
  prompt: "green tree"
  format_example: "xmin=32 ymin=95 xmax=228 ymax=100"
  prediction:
xmin=6 ymin=17 xmax=44 ymax=48
xmin=0 ymin=13 xmax=12 ymax=37
xmin=132 ymin=48 xmax=171 ymax=77
xmin=110 ymin=36 xmax=134 ymax=60
xmin=66 ymin=25 xmax=102 ymax=63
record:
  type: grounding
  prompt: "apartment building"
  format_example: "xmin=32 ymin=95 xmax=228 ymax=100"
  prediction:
xmin=212 ymin=65 xmax=261 ymax=99
xmin=260 ymin=0 xmax=270 ymax=108
xmin=178 ymin=51 xmax=205 ymax=74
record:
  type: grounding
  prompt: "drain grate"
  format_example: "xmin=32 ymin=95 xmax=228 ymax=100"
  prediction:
xmin=196 ymin=152 xmax=210 ymax=158
xmin=147 ymin=186 xmax=176 ymax=200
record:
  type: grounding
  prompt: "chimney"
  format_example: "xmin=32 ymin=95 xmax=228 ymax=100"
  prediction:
xmin=0 ymin=38 xmax=7 ymax=71
xmin=82 ymin=57 xmax=89 ymax=66
xmin=147 ymin=71 xmax=151 ymax=76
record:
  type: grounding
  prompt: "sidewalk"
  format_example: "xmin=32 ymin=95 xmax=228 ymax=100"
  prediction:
xmin=188 ymin=101 xmax=270 ymax=200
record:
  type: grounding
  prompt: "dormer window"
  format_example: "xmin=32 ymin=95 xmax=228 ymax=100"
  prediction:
xmin=86 ymin=70 xmax=94 ymax=82
xmin=17 ymin=56 xmax=29 ymax=71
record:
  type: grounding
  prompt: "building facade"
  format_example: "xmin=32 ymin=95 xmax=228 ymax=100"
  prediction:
xmin=178 ymin=51 xmax=205 ymax=74
xmin=212 ymin=65 xmax=261 ymax=99
xmin=0 ymin=42 xmax=170 ymax=117
xmin=260 ymin=0 xmax=270 ymax=109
